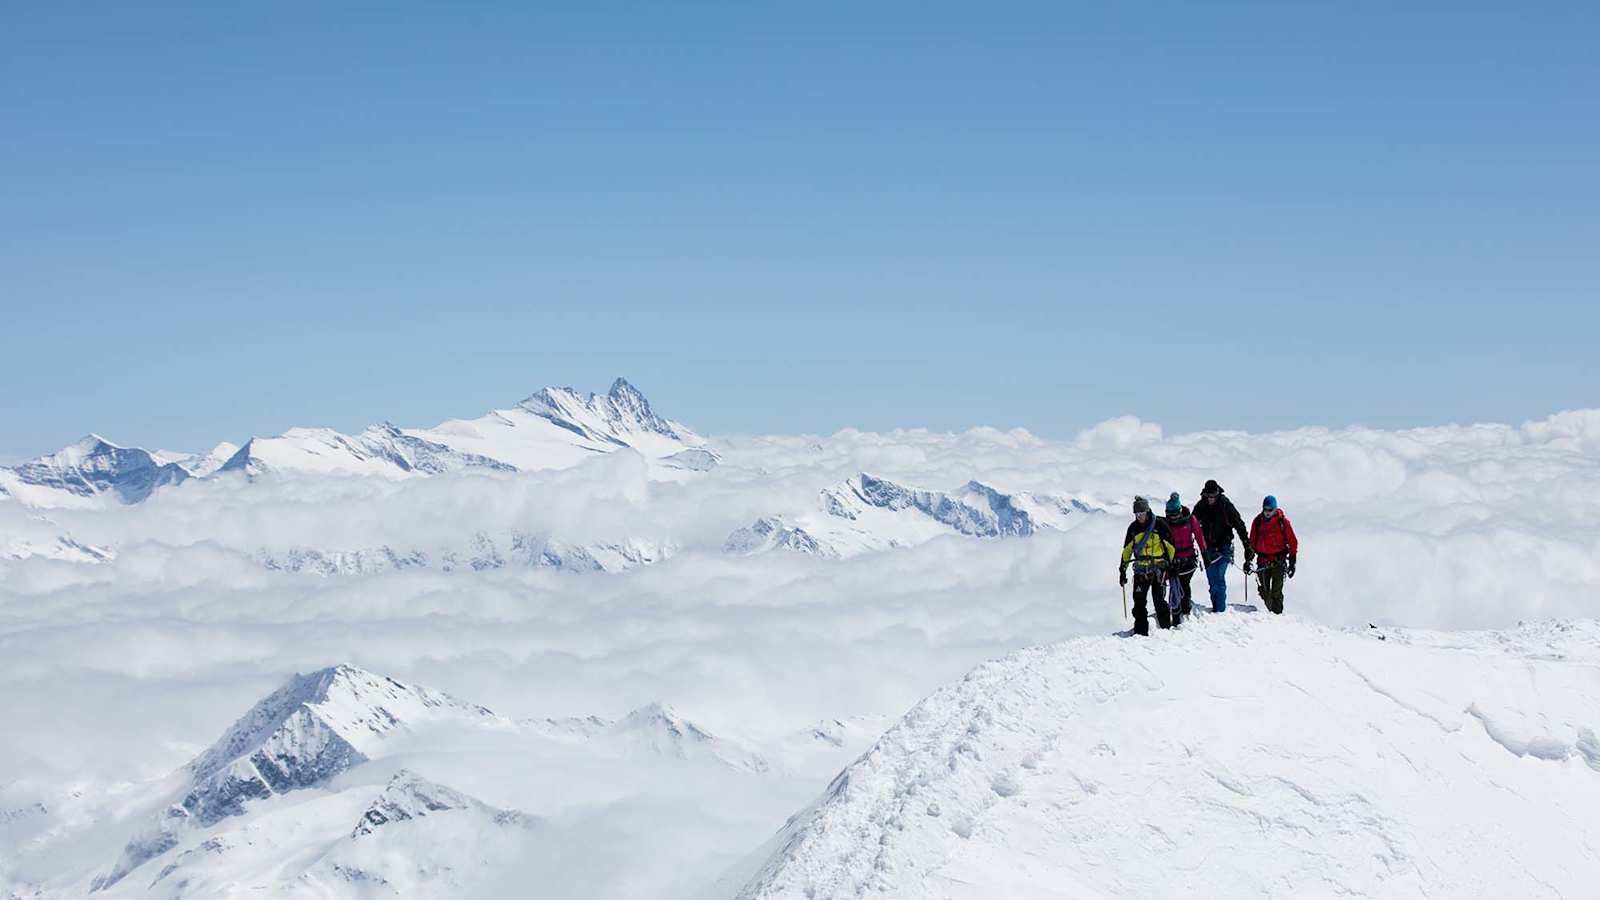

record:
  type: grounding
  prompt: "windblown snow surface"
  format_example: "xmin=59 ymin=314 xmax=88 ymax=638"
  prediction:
xmin=729 ymin=616 xmax=1600 ymax=899
xmin=3 ymin=393 xmax=1599 ymax=898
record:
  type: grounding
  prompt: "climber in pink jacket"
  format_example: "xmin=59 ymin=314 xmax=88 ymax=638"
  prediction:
xmin=1164 ymin=492 xmax=1208 ymax=621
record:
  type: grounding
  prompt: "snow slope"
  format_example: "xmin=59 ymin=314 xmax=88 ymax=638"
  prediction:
xmin=732 ymin=614 xmax=1600 ymax=899
xmin=217 ymin=423 xmax=518 ymax=479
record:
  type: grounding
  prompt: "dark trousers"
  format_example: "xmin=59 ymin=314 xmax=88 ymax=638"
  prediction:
xmin=1132 ymin=569 xmax=1172 ymax=636
xmin=1256 ymin=556 xmax=1287 ymax=614
xmin=1174 ymin=557 xmax=1199 ymax=617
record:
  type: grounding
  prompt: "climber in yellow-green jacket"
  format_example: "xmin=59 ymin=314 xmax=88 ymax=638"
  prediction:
xmin=1120 ymin=496 xmax=1179 ymax=636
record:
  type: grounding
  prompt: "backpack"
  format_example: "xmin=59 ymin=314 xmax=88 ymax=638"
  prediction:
xmin=1131 ymin=518 xmax=1162 ymax=571
xmin=1254 ymin=511 xmax=1291 ymax=557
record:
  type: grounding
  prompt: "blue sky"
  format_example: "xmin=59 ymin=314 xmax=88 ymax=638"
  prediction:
xmin=3 ymin=1 xmax=1597 ymax=459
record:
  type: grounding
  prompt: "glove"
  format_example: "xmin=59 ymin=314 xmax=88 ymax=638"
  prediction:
xmin=1244 ymin=549 xmax=1256 ymax=565
xmin=1119 ymin=565 xmax=1128 ymax=586
xmin=1287 ymin=557 xmax=1297 ymax=578
xmin=1243 ymin=560 xmax=1254 ymax=576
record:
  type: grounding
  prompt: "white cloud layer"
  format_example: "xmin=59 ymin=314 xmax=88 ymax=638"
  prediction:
xmin=3 ymin=409 xmax=1599 ymax=896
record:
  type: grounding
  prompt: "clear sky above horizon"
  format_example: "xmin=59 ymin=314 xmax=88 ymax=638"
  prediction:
xmin=3 ymin=1 xmax=1597 ymax=459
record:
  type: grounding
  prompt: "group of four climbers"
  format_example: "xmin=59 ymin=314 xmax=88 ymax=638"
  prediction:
xmin=1118 ymin=480 xmax=1299 ymax=636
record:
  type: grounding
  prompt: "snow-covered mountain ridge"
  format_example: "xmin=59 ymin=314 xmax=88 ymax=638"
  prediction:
xmin=726 ymin=473 xmax=1106 ymax=558
xmin=263 ymin=472 xmax=1100 ymax=577
xmin=0 ymin=378 xmax=705 ymax=508
xmin=731 ymin=615 xmax=1600 ymax=899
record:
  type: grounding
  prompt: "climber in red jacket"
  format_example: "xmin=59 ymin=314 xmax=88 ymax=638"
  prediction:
xmin=1244 ymin=495 xmax=1298 ymax=614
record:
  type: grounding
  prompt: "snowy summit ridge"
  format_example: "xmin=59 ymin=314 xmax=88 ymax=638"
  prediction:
xmin=732 ymin=616 xmax=1600 ymax=899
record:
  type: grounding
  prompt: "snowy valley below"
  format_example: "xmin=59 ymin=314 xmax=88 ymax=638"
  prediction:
xmin=3 ymin=381 xmax=1599 ymax=899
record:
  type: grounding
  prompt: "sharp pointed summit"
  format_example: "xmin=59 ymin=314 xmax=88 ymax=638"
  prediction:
xmin=515 ymin=377 xmax=698 ymax=447
xmin=97 ymin=664 xmax=506 ymax=889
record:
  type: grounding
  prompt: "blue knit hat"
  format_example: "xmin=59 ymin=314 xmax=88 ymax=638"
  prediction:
xmin=1166 ymin=492 xmax=1182 ymax=515
xmin=1262 ymin=495 xmax=1278 ymax=512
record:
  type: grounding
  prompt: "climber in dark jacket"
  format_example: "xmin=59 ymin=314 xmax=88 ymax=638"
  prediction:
xmin=1191 ymin=479 xmax=1252 ymax=612
xmin=1120 ymin=496 xmax=1178 ymax=636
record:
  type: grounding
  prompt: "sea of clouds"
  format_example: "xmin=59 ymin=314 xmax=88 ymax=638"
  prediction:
xmin=3 ymin=409 xmax=1598 ymax=895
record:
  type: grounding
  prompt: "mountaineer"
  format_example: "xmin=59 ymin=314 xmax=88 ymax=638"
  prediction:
xmin=1164 ymin=492 xmax=1207 ymax=622
xmin=1120 ymin=496 xmax=1178 ymax=635
xmin=1245 ymin=495 xmax=1299 ymax=614
xmin=1192 ymin=479 xmax=1253 ymax=612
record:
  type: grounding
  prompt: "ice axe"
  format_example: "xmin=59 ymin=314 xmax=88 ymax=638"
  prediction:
xmin=1121 ymin=579 xmax=1128 ymax=622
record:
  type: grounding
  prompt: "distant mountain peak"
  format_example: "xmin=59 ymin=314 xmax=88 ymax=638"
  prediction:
xmin=612 ymin=701 xmax=769 ymax=773
xmin=180 ymin=663 xmax=490 ymax=810
xmin=99 ymin=664 xmax=505 ymax=888
xmin=618 ymin=701 xmax=705 ymax=739
xmin=607 ymin=377 xmax=652 ymax=416
xmin=65 ymin=432 xmax=116 ymax=455
xmin=724 ymin=516 xmax=827 ymax=556
xmin=517 ymin=377 xmax=693 ymax=445
xmin=351 ymin=769 xmax=531 ymax=838
xmin=4 ymin=434 xmax=188 ymax=505
xmin=187 ymin=664 xmax=497 ymax=786
xmin=32 ymin=433 xmax=119 ymax=466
